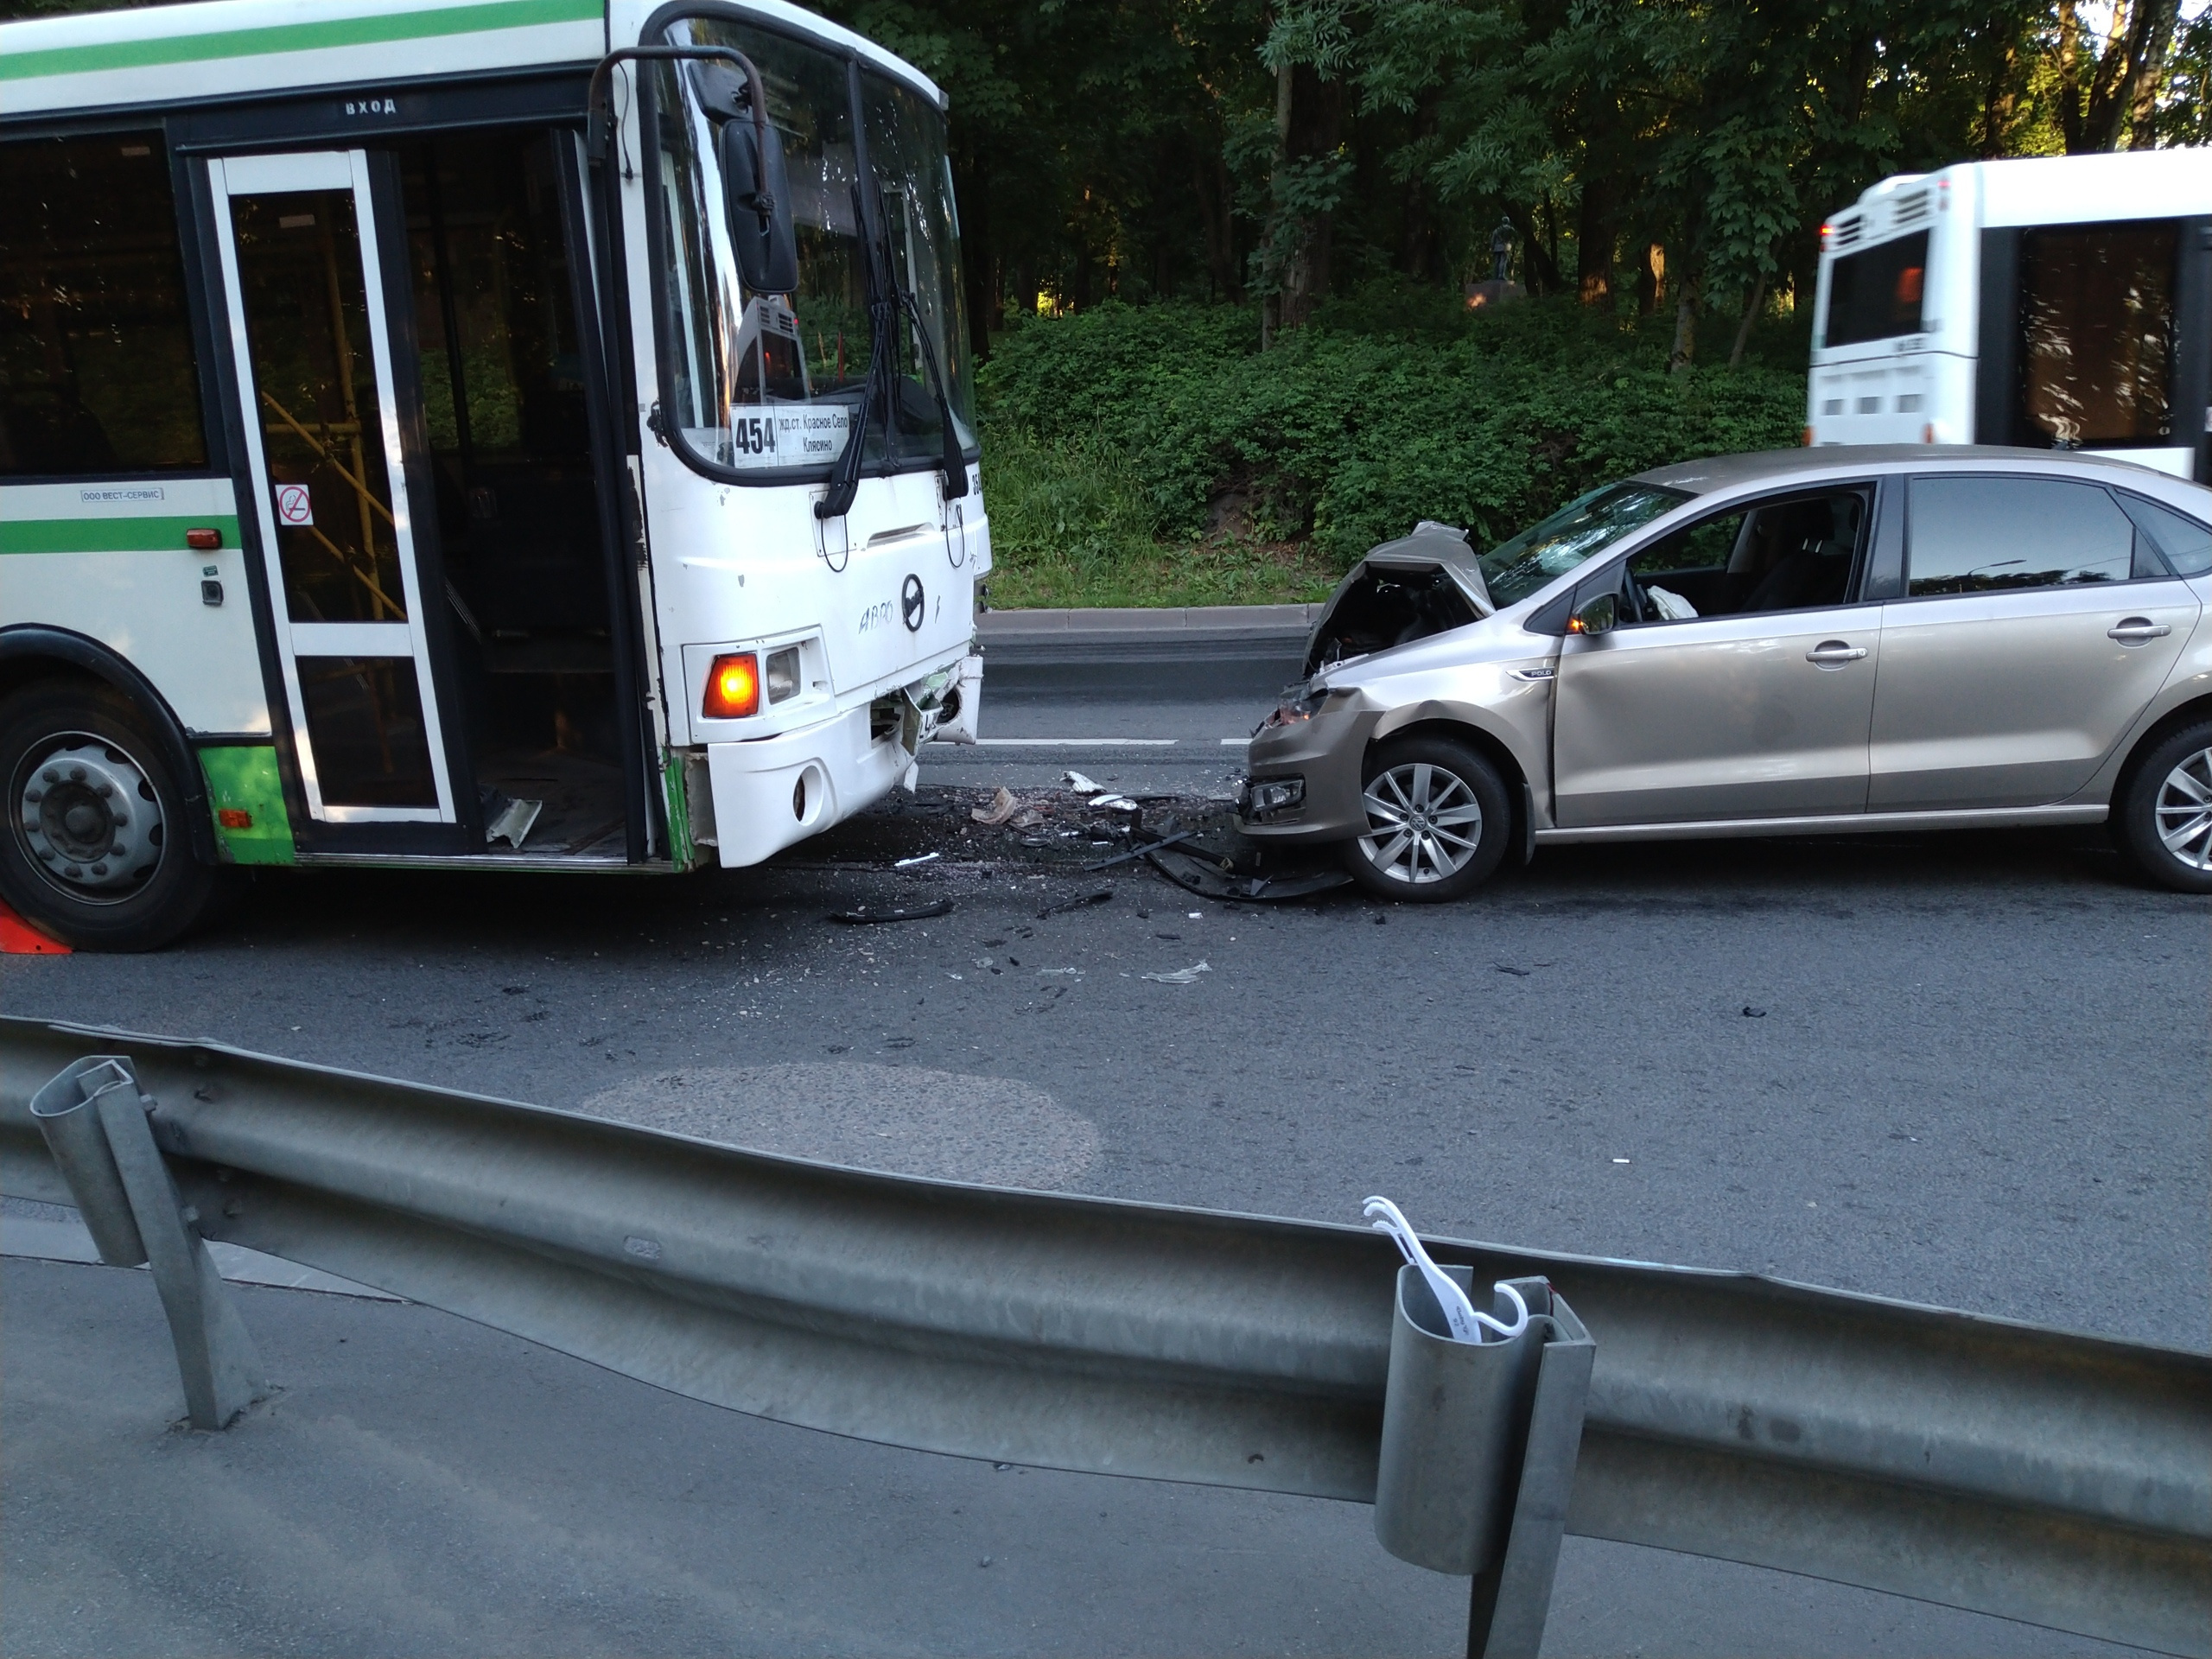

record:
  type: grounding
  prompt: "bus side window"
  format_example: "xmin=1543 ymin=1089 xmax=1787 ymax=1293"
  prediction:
xmin=2016 ymin=222 xmax=2177 ymax=449
xmin=0 ymin=133 xmax=208 ymax=478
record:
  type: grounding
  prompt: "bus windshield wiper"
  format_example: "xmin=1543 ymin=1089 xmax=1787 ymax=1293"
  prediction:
xmin=815 ymin=181 xmax=967 ymax=522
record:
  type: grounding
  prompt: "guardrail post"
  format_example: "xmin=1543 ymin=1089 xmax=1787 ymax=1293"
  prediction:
xmin=1371 ymin=1268 xmax=1594 ymax=1659
xmin=29 ymin=1055 xmax=266 ymax=1430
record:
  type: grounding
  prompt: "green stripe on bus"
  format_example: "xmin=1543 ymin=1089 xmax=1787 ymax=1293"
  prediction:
xmin=0 ymin=516 xmax=243 ymax=554
xmin=0 ymin=0 xmax=601 ymax=81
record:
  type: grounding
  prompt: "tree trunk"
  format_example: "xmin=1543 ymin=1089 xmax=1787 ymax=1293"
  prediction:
xmin=1636 ymin=243 xmax=1664 ymax=315
xmin=1506 ymin=205 xmax=1563 ymax=296
xmin=1576 ymin=178 xmax=1616 ymax=306
xmin=2057 ymin=0 xmax=2088 ymax=151
xmin=1261 ymin=59 xmax=1294 ymax=349
xmin=1274 ymin=65 xmax=1343 ymax=335
xmin=1192 ymin=146 xmax=1239 ymax=302
xmin=1669 ymin=268 xmax=1702 ymax=373
xmin=1728 ymin=275 xmax=1765 ymax=368
xmin=1978 ymin=43 xmax=2019 ymax=157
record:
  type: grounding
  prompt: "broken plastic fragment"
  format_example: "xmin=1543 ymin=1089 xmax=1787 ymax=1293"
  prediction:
xmin=1061 ymin=770 xmax=1102 ymax=794
xmin=894 ymin=851 xmax=941 ymax=868
xmin=1038 ymin=887 xmax=1113 ymax=918
xmin=1362 ymin=1197 xmax=1529 ymax=1345
xmin=1141 ymin=961 xmax=1211 ymax=984
xmin=972 ymin=787 xmax=1023 ymax=827
xmin=828 ymin=899 xmax=955 ymax=925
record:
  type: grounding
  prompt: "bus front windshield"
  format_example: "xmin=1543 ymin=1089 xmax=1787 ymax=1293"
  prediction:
xmin=649 ymin=18 xmax=976 ymax=482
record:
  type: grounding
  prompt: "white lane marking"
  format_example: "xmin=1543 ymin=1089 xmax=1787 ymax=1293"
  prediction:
xmin=1218 ymin=738 xmax=1249 ymax=747
xmin=971 ymin=737 xmax=1179 ymax=747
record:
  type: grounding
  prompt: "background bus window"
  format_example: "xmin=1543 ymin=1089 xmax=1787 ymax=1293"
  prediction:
xmin=1821 ymin=230 xmax=1929 ymax=349
xmin=0 ymin=133 xmax=207 ymax=478
xmin=402 ymin=130 xmax=625 ymax=857
xmin=2016 ymin=222 xmax=2176 ymax=448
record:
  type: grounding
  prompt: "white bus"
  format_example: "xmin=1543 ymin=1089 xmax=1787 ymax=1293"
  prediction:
xmin=1 ymin=0 xmax=989 ymax=950
xmin=1807 ymin=149 xmax=2212 ymax=484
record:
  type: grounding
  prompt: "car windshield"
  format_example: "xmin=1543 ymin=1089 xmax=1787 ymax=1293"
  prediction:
xmin=1479 ymin=483 xmax=1689 ymax=605
xmin=648 ymin=17 xmax=975 ymax=481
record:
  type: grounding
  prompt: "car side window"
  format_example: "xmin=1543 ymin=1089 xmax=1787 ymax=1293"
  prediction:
xmin=2119 ymin=495 xmax=2212 ymax=578
xmin=1905 ymin=476 xmax=2137 ymax=596
xmin=1618 ymin=488 xmax=1867 ymax=624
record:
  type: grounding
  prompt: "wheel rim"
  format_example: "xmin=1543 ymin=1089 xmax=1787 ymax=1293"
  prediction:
xmin=12 ymin=732 xmax=166 ymax=905
xmin=1356 ymin=761 xmax=1482 ymax=885
xmin=2154 ymin=745 xmax=2212 ymax=872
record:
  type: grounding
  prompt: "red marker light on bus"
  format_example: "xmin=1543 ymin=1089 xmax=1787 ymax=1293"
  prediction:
xmin=702 ymin=652 xmax=760 ymax=719
xmin=185 ymin=527 xmax=223 ymax=550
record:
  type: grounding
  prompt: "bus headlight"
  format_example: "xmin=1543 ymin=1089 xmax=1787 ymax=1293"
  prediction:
xmin=766 ymin=645 xmax=801 ymax=704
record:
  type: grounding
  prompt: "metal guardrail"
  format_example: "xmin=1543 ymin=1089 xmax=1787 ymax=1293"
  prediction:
xmin=1 ymin=1014 xmax=2204 ymax=1656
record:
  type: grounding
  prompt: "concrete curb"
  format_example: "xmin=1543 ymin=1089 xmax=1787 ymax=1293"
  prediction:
xmin=977 ymin=605 xmax=1316 ymax=664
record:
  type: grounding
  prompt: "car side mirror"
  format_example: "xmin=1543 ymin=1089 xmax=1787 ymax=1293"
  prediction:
xmin=1567 ymin=592 xmax=1618 ymax=637
xmin=720 ymin=115 xmax=799 ymax=294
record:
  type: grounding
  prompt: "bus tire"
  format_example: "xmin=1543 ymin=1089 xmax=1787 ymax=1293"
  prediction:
xmin=0 ymin=679 xmax=226 ymax=951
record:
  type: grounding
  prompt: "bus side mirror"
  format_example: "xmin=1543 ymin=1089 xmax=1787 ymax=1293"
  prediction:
xmin=721 ymin=116 xmax=799 ymax=294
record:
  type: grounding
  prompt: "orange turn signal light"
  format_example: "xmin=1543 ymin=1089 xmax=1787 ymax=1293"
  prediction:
xmin=217 ymin=808 xmax=253 ymax=829
xmin=702 ymin=652 xmax=760 ymax=719
xmin=185 ymin=526 xmax=223 ymax=550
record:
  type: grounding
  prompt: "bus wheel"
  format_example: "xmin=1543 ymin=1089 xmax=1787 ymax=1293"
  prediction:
xmin=0 ymin=681 xmax=224 ymax=951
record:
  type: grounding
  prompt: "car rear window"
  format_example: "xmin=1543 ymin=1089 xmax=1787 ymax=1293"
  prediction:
xmin=1905 ymin=476 xmax=2136 ymax=595
xmin=2120 ymin=495 xmax=2212 ymax=577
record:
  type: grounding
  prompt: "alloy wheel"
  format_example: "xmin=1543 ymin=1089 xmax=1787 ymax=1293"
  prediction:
xmin=1357 ymin=762 xmax=1484 ymax=886
xmin=2154 ymin=745 xmax=2212 ymax=872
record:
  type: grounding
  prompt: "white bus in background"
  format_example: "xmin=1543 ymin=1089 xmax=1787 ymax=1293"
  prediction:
xmin=1 ymin=0 xmax=989 ymax=950
xmin=1807 ymin=149 xmax=2212 ymax=483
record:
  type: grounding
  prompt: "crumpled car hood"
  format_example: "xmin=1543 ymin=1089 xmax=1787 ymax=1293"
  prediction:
xmin=1306 ymin=521 xmax=1494 ymax=677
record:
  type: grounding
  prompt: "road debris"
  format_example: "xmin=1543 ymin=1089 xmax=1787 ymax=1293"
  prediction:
xmin=1060 ymin=770 xmax=1103 ymax=794
xmin=894 ymin=851 xmax=941 ymax=868
xmin=1038 ymin=887 xmax=1114 ymax=918
xmin=1145 ymin=845 xmax=1351 ymax=903
xmin=1141 ymin=961 xmax=1211 ymax=984
xmin=1084 ymin=829 xmax=1198 ymax=871
xmin=972 ymin=787 xmax=1025 ymax=826
xmin=828 ymin=899 xmax=956 ymax=924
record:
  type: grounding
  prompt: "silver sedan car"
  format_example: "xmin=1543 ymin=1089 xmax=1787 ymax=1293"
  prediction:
xmin=1236 ymin=447 xmax=2212 ymax=899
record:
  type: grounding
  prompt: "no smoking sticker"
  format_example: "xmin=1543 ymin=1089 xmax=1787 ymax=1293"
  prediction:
xmin=275 ymin=484 xmax=314 ymax=527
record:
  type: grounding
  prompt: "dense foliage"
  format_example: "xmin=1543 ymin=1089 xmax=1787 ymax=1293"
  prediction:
xmin=975 ymin=290 xmax=1805 ymax=605
xmin=823 ymin=0 xmax=2202 ymax=365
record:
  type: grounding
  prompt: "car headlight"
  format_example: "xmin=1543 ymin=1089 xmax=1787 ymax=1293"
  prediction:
xmin=1242 ymin=776 xmax=1305 ymax=819
xmin=1261 ymin=681 xmax=1337 ymax=733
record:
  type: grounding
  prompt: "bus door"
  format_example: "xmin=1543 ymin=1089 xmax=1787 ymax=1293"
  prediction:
xmin=208 ymin=149 xmax=466 ymax=843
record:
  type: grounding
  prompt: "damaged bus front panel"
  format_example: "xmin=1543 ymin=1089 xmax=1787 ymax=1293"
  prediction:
xmin=623 ymin=2 xmax=988 ymax=868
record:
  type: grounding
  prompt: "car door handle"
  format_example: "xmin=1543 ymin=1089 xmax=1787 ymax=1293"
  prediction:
xmin=2108 ymin=618 xmax=2172 ymax=644
xmin=1805 ymin=641 xmax=1868 ymax=664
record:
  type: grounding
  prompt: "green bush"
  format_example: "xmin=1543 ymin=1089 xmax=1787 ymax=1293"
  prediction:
xmin=978 ymin=293 xmax=1807 ymax=582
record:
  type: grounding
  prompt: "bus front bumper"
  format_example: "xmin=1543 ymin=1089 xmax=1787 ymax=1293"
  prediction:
xmin=703 ymin=655 xmax=981 ymax=868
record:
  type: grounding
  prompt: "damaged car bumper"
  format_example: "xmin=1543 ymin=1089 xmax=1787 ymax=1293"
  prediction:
xmin=1236 ymin=688 xmax=1380 ymax=841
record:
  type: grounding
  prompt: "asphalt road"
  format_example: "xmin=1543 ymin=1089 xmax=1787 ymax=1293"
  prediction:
xmin=3 ymin=658 xmax=2205 ymax=1657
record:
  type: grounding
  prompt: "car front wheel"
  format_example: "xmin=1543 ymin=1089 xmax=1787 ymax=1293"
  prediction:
xmin=2116 ymin=719 xmax=2212 ymax=894
xmin=1341 ymin=734 xmax=1512 ymax=903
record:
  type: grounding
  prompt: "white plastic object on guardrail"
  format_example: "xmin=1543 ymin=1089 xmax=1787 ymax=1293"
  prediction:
xmin=1363 ymin=1196 xmax=1529 ymax=1344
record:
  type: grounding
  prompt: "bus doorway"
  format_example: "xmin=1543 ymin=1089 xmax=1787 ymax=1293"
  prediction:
xmin=209 ymin=129 xmax=639 ymax=863
xmin=397 ymin=129 xmax=639 ymax=862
